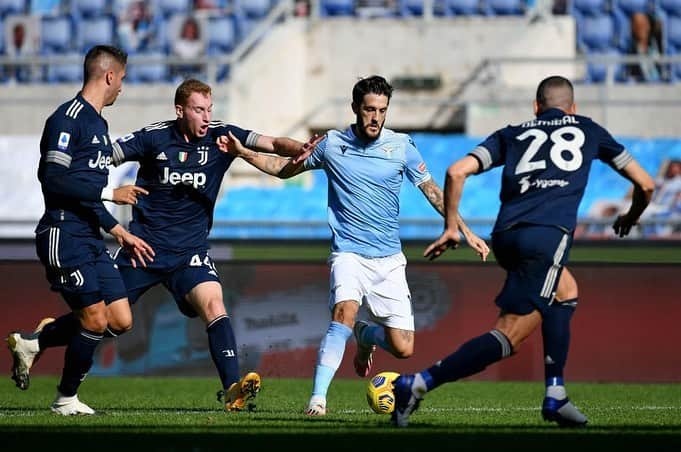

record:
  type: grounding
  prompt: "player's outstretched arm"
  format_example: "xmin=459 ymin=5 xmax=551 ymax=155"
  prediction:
xmin=423 ymin=155 xmax=481 ymax=261
xmin=252 ymin=134 xmax=324 ymax=164
xmin=612 ymin=160 xmax=655 ymax=237
xmin=418 ymin=178 xmax=489 ymax=261
xmin=217 ymin=132 xmax=307 ymax=179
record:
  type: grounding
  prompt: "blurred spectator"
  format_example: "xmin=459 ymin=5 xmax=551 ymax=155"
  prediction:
xmin=194 ymin=0 xmax=223 ymax=10
xmin=4 ymin=16 xmax=40 ymax=83
xmin=641 ymin=159 xmax=681 ymax=237
xmin=624 ymin=12 xmax=668 ymax=82
xmin=117 ymin=0 xmax=158 ymax=53
xmin=295 ymin=0 xmax=311 ymax=16
xmin=171 ymin=16 xmax=206 ymax=79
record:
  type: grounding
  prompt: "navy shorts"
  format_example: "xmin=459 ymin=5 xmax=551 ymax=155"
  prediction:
xmin=115 ymin=248 xmax=220 ymax=318
xmin=491 ymin=224 xmax=572 ymax=316
xmin=35 ymin=226 xmax=127 ymax=309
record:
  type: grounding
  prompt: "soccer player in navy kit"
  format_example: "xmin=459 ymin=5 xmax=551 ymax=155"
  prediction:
xmin=13 ymin=78 xmax=311 ymax=412
xmin=389 ymin=76 xmax=656 ymax=428
xmin=6 ymin=45 xmax=154 ymax=415
xmin=110 ymin=78 xmax=313 ymax=411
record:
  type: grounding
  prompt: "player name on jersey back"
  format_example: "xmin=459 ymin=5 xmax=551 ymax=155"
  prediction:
xmin=520 ymin=115 xmax=579 ymax=128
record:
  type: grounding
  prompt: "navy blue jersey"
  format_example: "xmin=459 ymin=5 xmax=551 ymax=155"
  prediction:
xmin=112 ymin=120 xmax=255 ymax=252
xmin=470 ymin=108 xmax=633 ymax=233
xmin=37 ymin=93 xmax=117 ymax=238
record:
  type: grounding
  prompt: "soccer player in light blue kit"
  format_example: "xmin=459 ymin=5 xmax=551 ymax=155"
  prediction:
xmin=217 ymin=75 xmax=490 ymax=415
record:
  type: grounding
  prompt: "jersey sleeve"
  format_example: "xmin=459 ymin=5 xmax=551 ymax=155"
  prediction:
xmin=112 ymin=128 xmax=151 ymax=166
xmin=597 ymin=126 xmax=634 ymax=170
xmin=469 ymin=130 xmax=506 ymax=173
xmin=303 ymin=134 xmax=328 ymax=170
xmin=42 ymin=114 xmax=80 ymax=168
xmin=404 ymin=135 xmax=432 ymax=186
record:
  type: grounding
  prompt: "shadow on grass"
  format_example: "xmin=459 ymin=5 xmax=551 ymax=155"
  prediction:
xmin=1 ymin=426 xmax=680 ymax=451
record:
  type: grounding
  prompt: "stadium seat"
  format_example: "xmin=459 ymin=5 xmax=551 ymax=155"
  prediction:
xmin=156 ymin=0 xmax=191 ymax=17
xmin=239 ymin=0 xmax=272 ymax=18
xmin=659 ymin=0 xmax=681 ymax=15
xmin=585 ymin=48 xmax=623 ymax=83
xmin=72 ymin=0 xmax=107 ymax=18
xmin=319 ymin=0 xmax=355 ymax=16
xmin=0 ymin=18 xmax=4 ymax=54
xmin=578 ymin=14 xmax=617 ymax=50
xmin=571 ymin=0 xmax=609 ymax=16
xmin=45 ymin=51 xmax=82 ymax=83
xmin=612 ymin=0 xmax=650 ymax=16
xmin=445 ymin=0 xmax=483 ymax=15
xmin=40 ymin=15 xmax=74 ymax=53
xmin=667 ymin=15 xmax=681 ymax=48
xmin=0 ymin=0 xmax=26 ymax=17
xmin=79 ymin=16 xmax=116 ymax=52
xmin=400 ymin=0 xmax=425 ymax=15
xmin=486 ymin=0 xmax=526 ymax=15
xmin=207 ymin=15 xmax=238 ymax=54
xmin=127 ymin=51 xmax=169 ymax=82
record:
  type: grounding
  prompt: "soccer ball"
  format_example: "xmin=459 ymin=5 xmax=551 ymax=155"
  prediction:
xmin=366 ymin=371 xmax=399 ymax=414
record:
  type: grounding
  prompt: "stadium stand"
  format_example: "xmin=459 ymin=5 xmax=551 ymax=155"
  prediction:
xmin=0 ymin=0 xmax=676 ymax=84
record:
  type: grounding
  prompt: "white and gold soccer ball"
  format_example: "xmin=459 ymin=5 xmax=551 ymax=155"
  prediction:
xmin=366 ymin=371 xmax=399 ymax=414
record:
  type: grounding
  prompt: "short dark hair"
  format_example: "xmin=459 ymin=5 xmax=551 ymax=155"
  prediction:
xmin=174 ymin=78 xmax=211 ymax=106
xmin=83 ymin=45 xmax=128 ymax=83
xmin=536 ymin=75 xmax=574 ymax=111
xmin=352 ymin=75 xmax=394 ymax=106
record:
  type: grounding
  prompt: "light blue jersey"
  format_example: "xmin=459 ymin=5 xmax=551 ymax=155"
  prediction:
xmin=304 ymin=126 xmax=431 ymax=257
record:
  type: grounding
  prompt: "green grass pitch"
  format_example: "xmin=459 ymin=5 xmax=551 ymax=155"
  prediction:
xmin=1 ymin=377 xmax=679 ymax=451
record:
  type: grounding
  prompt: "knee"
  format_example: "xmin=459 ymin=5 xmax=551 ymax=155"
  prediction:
xmin=81 ymin=314 xmax=108 ymax=333
xmin=201 ymin=298 xmax=227 ymax=323
xmin=331 ymin=301 xmax=359 ymax=328
xmin=110 ymin=319 xmax=133 ymax=335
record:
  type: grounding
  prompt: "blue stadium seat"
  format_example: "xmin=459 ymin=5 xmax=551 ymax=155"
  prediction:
xmin=320 ymin=0 xmax=355 ymax=16
xmin=659 ymin=0 xmax=681 ymax=15
xmin=445 ymin=0 xmax=482 ymax=15
xmin=667 ymin=15 xmax=681 ymax=48
xmin=400 ymin=0 xmax=425 ymax=15
xmin=127 ymin=51 xmax=169 ymax=82
xmin=45 ymin=51 xmax=82 ymax=83
xmin=41 ymin=15 xmax=74 ymax=53
xmin=207 ymin=15 xmax=238 ymax=53
xmin=613 ymin=0 xmax=650 ymax=15
xmin=79 ymin=16 xmax=116 ymax=52
xmin=156 ymin=0 xmax=191 ymax=17
xmin=0 ymin=0 xmax=26 ymax=16
xmin=239 ymin=0 xmax=272 ymax=18
xmin=0 ymin=18 xmax=4 ymax=54
xmin=578 ymin=14 xmax=617 ymax=50
xmin=571 ymin=0 xmax=609 ymax=16
xmin=585 ymin=48 xmax=623 ymax=83
xmin=486 ymin=0 xmax=526 ymax=15
xmin=72 ymin=0 xmax=107 ymax=18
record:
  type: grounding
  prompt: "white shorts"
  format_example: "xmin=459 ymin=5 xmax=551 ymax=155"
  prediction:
xmin=328 ymin=251 xmax=414 ymax=331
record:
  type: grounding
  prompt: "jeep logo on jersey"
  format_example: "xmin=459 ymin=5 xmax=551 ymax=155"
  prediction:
xmin=160 ymin=167 xmax=206 ymax=189
xmin=87 ymin=150 xmax=112 ymax=169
